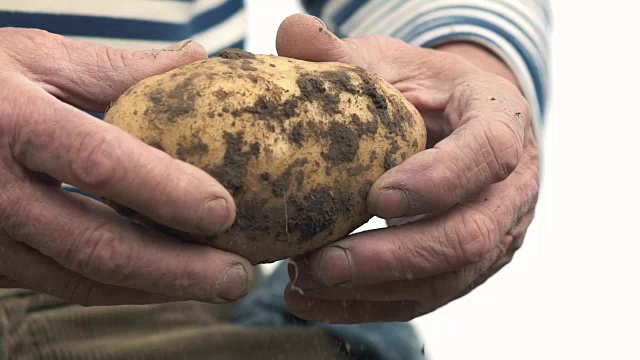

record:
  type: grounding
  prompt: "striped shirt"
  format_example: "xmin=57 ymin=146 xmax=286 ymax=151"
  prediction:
xmin=0 ymin=3 xmax=551 ymax=358
xmin=0 ymin=0 xmax=551 ymax=127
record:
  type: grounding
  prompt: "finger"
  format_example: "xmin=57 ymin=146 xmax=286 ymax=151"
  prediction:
xmin=294 ymin=207 xmax=536 ymax=302
xmin=3 ymin=28 xmax=206 ymax=111
xmin=290 ymin=268 xmax=468 ymax=303
xmin=285 ymin=290 xmax=421 ymax=324
xmin=276 ymin=14 xmax=344 ymax=62
xmin=0 ymin=234 xmax=180 ymax=305
xmin=1 ymin=182 xmax=252 ymax=303
xmin=293 ymin=139 xmax=539 ymax=289
xmin=292 ymin=226 xmax=521 ymax=302
xmin=369 ymin=75 xmax=531 ymax=219
xmin=292 ymin=249 xmax=492 ymax=303
xmin=287 ymin=251 xmax=513 ymax=322
xmin=438 ymin=207 xmax=533 ymax=301
xmin=456 ymin=208 xmax=534 ymax=300
xmin=4 ymin=74 xmax=234 ymax=235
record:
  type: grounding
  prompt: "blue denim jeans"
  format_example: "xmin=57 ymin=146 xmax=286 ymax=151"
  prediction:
xmin=232 ymin=262 xmax=426 ymax=360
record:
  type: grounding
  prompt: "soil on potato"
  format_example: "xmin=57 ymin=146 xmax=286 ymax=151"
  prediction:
xmin=213 ymin=66 xmax=371 ymax=242
xmin=207 ymin=132 xmax=260 ymax=197
xmin=218 ymin=48 xmax=256 ymax=60
xmin=110 ymin=48 xmax=424 ymax=256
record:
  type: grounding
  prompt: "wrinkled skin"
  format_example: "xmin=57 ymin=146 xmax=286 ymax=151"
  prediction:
xmin=0 ymin=28 xmax=253 ymax=305
xmin=278 ymin=15 xmax=540 ymax=323
xmin=0 ymin=13 xmax=539 ymax=323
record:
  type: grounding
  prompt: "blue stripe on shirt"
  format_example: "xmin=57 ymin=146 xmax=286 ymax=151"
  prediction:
xmin=390 ymin=4 xmax=547 ymax=59
xmin=403 ymin=14 xmax=546 ymax=114
xmin=0 ymin=0 xmax=242 ymax=40
xmin=307 ymin=0 xmax=550 ymax=121
xmin=331 ymin=0 xmax=368 ymax=33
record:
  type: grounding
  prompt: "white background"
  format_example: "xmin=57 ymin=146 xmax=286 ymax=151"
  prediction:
xmin=246 ymin=1 xmax=640 ymax=359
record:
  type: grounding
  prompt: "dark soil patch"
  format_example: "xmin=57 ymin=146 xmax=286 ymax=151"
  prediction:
xmin=218 ymin=48 xmax=256 ymax=60
xmin=322 ymin=122 xmax=359 ymax=166
xmin=207 ymin=132 xmax=259 ymax=197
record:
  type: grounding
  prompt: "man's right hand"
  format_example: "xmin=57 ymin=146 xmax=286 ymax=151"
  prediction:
xmin=0 ymin=28 xmax=252 ymax=305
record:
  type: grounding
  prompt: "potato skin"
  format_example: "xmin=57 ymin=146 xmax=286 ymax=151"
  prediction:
xmin=104 ymin=49 xmax=426 ymax=264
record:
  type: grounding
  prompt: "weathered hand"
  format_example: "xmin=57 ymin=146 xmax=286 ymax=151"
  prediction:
xmin=277 ymin=14 xmax=540 ymax=323
xmin=0 ymin=28 xmax=252 ymax=305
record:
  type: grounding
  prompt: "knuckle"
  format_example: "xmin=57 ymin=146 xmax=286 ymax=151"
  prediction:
xmin=0 ymin=183 xmax=25 ymax=229
xmin=69 ymin=132 xmax=120 ymax=189
xmin=172 ymin=255 xmax=218 ymax=298
xmin=404 ymin=225 xmax=457 ymax=275
xmin=450 ymin=75 xmax=530 ymax=183
xmin=144 ymin=160 xmax=181 ymax=218
xmin=98 ymin=47 xmax=126 ymax=77
xmin=72 ymin=223 xmax=134 ymax=283
xmin=386 ymin=238 xmax=419 ymax=279
xmin=446 ymin=210 xmax=499 ymax=264
xmin=482 ymin=118 xmax=522 ymax=181
xmin=424 ymin=151 xmax=467 ymax=206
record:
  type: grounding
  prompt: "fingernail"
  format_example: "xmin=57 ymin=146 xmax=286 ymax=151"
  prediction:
xmin=198 ymin=198 xmax=229 ymax=234
xmin=312 ymin=16 xmax=327 ymax=29
xmin=373 ymin=188 xmax=410 ymax=218
xmin=164 ymin=39 xmax=193 ymax=51
xmin=220 ymin=264 xmax=248 ymax=300
xmin=317 ymin=246 xmax=352 ymax=287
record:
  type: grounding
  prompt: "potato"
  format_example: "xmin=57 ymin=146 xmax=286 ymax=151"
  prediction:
xmin=104 ymin=49 xmax=426 ymax=264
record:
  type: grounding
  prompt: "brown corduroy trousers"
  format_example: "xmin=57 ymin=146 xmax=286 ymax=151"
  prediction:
xmin=0 ymin=288 xmax=350 ymax=360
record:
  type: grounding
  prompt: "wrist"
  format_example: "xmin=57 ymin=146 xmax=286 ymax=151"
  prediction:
xmin=436 ymin=43 xmax=519 ymax=87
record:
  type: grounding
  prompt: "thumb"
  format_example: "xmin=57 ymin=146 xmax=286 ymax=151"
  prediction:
xmin=276 ymin=14 xmax=411 ymax=81
xmin=10 ymin=29 xmax=207 ymax=111
xmin=276 ymin=14 xmax=352 ymax=64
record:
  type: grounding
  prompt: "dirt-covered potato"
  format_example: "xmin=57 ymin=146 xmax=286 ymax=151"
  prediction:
xmin=104 ymin=49 xmax=426 ymax=264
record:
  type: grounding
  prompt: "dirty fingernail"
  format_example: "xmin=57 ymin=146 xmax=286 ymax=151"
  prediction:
xmin=198 ymin=198 xmax=229 ymax=234
xmin=220 ymin=264 xmax=248 ymax=300
xmin=164 ymin=39 xmax=193 ymax=51
xmin=373 ymin=188 xmax=410 ymax=219
xmin=312 ymin=16 xmax=327 ymax=29
xmin=318 ymin=246 xmax=352 ymax=287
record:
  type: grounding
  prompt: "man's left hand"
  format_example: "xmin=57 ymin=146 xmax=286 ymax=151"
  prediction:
xmin=276 ymin=14 xmax=540 ymax=324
